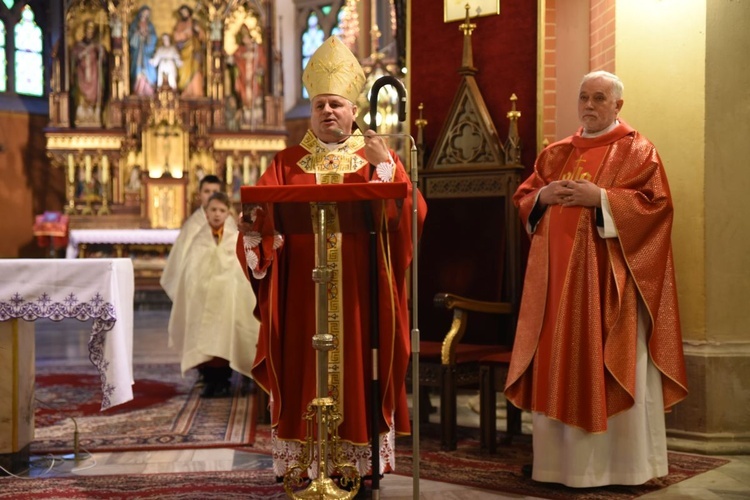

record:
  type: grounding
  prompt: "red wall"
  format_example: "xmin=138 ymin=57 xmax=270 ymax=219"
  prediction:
xmin=409 ymin=1 xmax=538 ymax=171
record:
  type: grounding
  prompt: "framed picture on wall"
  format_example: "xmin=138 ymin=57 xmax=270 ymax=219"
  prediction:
xmin=444 ymin=0 xmax=500 ymax=23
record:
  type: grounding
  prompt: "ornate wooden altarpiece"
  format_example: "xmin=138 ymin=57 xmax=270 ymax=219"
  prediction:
xmin=45 ymin=0 xmax=287 ymax=232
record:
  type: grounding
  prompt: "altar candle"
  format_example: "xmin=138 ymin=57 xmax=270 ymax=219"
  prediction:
xmin=243 ymin=156 xmax=251 ymax=185
xmin=226 ymin=156 xmax=233 ymax=184
xmin=101 ymin=156 xmax=109 ymax=184
xmin=67 ymin=154 xmax=75 ymax=184
xmin=85 ymin=155 xmax=92 ymax=183
xmin=260 ymin=155 xmax=268 ymax=175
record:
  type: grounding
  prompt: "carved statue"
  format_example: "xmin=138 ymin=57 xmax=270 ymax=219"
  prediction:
xmin=172 ymin=4 xmax=206 ymax=97
xmin=128 ymin=5 xmax=158 ymax=96
xmin=150 ymin=33 xmax=182 ymax=89
xmin=225 ymin=94 xmax=241 ymax=131
xmin=226 ymin=24 xmax=266 ymax=127
xmin=71 ymin=20 xmax=107 ymax=126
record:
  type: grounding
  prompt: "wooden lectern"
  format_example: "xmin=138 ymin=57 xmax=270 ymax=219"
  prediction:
xmin=241 ymin=182 xmax=407 ymax=499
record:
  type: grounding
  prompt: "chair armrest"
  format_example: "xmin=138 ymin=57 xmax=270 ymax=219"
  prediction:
xmin=434 ymin=292 xmax=513 ymax=315
xmin=432 ymin=293 xmax=514 ymax=365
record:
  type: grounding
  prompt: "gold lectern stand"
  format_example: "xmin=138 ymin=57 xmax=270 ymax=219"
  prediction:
xmin=241 ymin=182 xmax=407 ymax=499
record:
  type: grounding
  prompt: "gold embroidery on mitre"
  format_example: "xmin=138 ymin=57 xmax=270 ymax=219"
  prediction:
xmin=302 ymin=36 xmax=365 ymax=104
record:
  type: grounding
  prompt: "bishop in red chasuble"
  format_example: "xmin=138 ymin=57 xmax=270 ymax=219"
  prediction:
xmin=505 ymin=71 xmax=687 ymax=487
xmin=236 ymin=37 xmax=427 ymax=480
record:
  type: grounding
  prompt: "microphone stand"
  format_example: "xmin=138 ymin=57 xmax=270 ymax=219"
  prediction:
xmin=363 ymin=75 xmax=420 ymax=500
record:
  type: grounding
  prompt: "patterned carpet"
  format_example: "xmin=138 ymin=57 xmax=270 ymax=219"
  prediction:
xmin=0 ymin=470 xmax=287 ymax=499
xmin=391 ymin=425 xmax=730 ymax=500
xmin=249 ymin=424 xmax=730 ymax=500
xmin=27 ymin=368 xmax=729 ymax=499
xmin=32 ymin=363 xmax=256 ymax=454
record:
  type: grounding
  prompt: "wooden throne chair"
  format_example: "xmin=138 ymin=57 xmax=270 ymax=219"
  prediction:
xmin=413 ymin=17 xmax=524 ymax=451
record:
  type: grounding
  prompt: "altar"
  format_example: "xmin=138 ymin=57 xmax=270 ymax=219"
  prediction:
xmin=66 ymin=228 xmax=180 ymax=258
xmin=0 ymin=259 xmax=135 ymax=471
xmin=66 ymin=229 xmax=179 ymax=290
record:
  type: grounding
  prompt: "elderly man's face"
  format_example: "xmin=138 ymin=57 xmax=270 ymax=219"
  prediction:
xmin=310 ymin=94 xmax=357 ymax=143
xmin=577 ymin=77 xmax=623 ymax=134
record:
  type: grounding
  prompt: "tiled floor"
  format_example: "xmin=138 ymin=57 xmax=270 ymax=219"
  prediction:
xmin=18 ymin=309 xmax=750 ymax=498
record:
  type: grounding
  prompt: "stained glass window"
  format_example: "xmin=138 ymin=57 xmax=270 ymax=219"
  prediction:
xmin=14 ymin=6 xmax=43 ymax=96
xmin=2 ymin=1 xmax=13 ymax=10
xmin=0 ymin=22 xmax=6 ymax=92
xmin=331 ymin=7 xmax=345 ymax=38
xmin=301 ymin=12 xmax=324 ymax=98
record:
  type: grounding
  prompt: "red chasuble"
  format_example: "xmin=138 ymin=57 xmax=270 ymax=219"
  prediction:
xmin=236 ymin=130 xmax=426 ymax=473
xmin=505 ymin=121 xmax=687 ymax=433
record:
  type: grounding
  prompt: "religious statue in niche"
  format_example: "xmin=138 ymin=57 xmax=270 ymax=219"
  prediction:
xmin=76 ymin=163 xmax=102 ymax=204
xmin=172 ymin=4 xmax=206 ymax=97
xmin=226 ymin=24 xmax=266 ymax=128
xmin=150 ymin=33 xmax=182 ymax=89
xmin=71 ymin=20 xmax=108 ymax=126
xmin=128 ymin=5 xmax=157 ymax=97
xmin=224 ymin=94 xmax=241 ymax=131
xmin=126 ymin=165 xmax=142 ymax=192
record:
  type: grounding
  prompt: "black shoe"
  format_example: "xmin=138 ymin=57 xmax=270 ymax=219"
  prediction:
xmin=241 ymin=375 xmax=255 ymax=395
xmin=521 ymin=464 xmax=533 ymax=478
xmin=200 ymin=382 xmax=217 ymax=398
xmin=213 ymin=382 xmax=231 ymax=398
xmin=200 ymin=380 xmax=231 ymax=398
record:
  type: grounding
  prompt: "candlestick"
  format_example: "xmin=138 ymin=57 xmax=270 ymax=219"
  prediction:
xmin=67 ymin=154 xmax=75 ymax=184
xmin=260 ymin=155 xmax=268 ymax=175
xmin=85 ymin=155 xmax=92 ymax=183
xmin=226 ymin=156 xmax=233 ymax=184
xmin=243 ymin=156 xmax=251 ymax=185
xmin=101 ymin=156 xmax=109 ymax=184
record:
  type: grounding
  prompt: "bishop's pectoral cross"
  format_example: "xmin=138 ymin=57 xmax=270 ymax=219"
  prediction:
xmin=154 ymin=125 xmax=180 ymax=174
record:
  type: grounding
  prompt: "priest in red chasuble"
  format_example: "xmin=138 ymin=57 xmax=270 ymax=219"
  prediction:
xmin=236 ymin=36 xmax=427 ymax=480
xmin=505 ymin=71 xmax=687 ymax=487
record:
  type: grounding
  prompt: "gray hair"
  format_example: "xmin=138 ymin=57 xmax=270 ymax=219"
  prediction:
xmin=581 ymin=71 xmax=624 ymax=100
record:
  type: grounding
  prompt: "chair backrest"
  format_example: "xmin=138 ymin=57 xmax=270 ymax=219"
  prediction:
xmin=417 ymin=167 xmax=522 ymax=346
xmin=414 ymin=35 xmax=525 ymax=348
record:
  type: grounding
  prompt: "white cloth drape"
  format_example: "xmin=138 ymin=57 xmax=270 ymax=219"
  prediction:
xmin=161 ymin=212 xmax=259 ymax=377
xmin=0 ymin=258 xmax=135 ymax=410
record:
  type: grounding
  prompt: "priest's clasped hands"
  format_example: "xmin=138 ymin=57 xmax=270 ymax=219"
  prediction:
xmin=539 ymin=179 xmax=602 ymax=208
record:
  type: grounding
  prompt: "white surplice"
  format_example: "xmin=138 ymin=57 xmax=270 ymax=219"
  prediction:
xmin=161 ymin=210 xmax=258 ymax=377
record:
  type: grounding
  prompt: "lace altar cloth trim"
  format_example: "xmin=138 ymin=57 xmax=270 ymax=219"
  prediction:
xmin=1 ymin=292 xmax=117 ymax=409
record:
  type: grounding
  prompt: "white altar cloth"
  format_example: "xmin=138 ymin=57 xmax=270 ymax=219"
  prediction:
xmin=0 ymin=259 xmax=135 ymax=410
xmin=66 ymin=229 xmax=180 ymax=259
